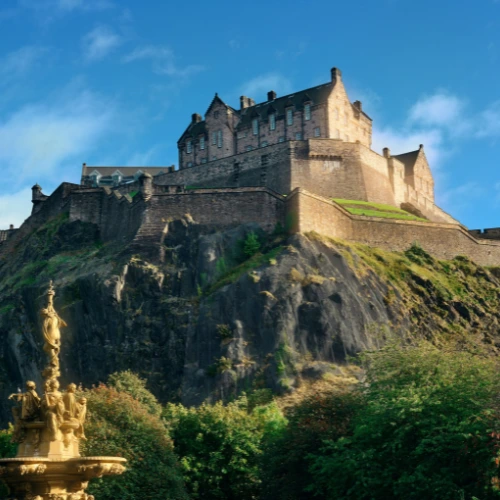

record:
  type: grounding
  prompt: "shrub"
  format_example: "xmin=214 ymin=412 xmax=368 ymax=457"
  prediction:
xmin=243 ymin=231 xmax=261 ymax=257
xmin=82 ymin=378 xmax=187 ymax=500
xmin=164 ymin=396 xmax=285 ymax=500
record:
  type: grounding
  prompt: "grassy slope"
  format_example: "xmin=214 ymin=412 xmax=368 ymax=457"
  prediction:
xmin=333 ymin=198 xmax=427 ymax=222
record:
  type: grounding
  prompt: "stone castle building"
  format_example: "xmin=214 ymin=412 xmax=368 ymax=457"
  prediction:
xmin=5 ymin=66 xmax=500 ymax=266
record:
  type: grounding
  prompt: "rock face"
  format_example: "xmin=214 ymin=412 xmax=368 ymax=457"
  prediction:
xmin=1 ymin=214 xmax=500 ymax=422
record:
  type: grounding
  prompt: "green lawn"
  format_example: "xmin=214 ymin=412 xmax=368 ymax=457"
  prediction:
xmin=332 ymin=198 xmax=427 ymax=222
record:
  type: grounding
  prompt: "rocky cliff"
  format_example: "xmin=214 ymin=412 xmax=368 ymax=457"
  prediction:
xmin=1 ymin=213 xmax=499 ymax=423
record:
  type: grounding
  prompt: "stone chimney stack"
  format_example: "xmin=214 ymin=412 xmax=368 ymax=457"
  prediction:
xmin=139 ymin=173 xmax=153 ymax=200
xmin=331 ymin=67 xmax=342 ymax=82
xmin=192 ymin=113 xmax=202 ymax=124
xmin=9 ymin=224 xmax=14 ymax=230
xmin=353 ymin=100 xmax=362 ymax=112
xmin=267 ymin=90 xmax=277 ymax=101
xmin=240 ymin=96 xmax=256 ymax=110
xmin=383 ymin=147 xmax=391 ymax=158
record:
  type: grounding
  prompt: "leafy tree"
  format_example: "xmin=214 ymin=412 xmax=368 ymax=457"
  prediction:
xmin=260 ymin=388 xmax=362 ymax=500
xmin=164 ymin=395 xmax=285 ymax=500
xmin=108 ymin=370 xmax=162 ymax=417
xmin=243 ymin=231 xmax=261 ymax=257
xmin=308 ymin=344 xmax=500 ymax=500
xmin=82 ymin=379 xmax=188 ymax=500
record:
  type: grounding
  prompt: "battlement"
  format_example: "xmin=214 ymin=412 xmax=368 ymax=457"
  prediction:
xmin=468 ymin=228 xmax=500 ymax=240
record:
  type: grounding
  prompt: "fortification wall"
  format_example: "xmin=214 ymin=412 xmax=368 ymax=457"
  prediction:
xmin=155 ymin=142 xmax=292 ymax=194
xmin=289 ymin=189 xmax=500 ymax=267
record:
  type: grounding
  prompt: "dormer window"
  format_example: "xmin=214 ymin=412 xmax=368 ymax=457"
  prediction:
xmin=200 ymin=137 xmax=205 ymax=150
xmin=187 ymin=140 xmax=192 ymax=153
xmin=112 ymin=170 xmax=122 ymax=185
xmin=89 ymin=170 xmax=102 ymax=187
xmin=286 ymin=108 xmax=293 ymax=126
xmin=269 ymin=113 xmax=276 ymax=131
xmin=304 ymin=103 xmax=311 ymax=121
xmin=252 ymin=118 xmax=259 ymax=136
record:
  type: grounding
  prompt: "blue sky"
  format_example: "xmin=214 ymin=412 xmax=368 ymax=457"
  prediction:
xmin=1 ymin=0 xmax=500 ymax=230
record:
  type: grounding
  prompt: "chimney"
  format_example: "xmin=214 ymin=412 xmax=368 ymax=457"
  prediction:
xmin=331 ymin=67 xmax=342 ymax=82
xmin=353 ymin=100 xmax=362 ymax=112
xmin=419 ymin=144 xmax=424 ymax=151
xmin=192 ymin=113 xmax=202 ymax=124
xmin=267 ymin=90 xmax=277 ymax=101
xmin=9 ymin=224 xmax=14 ymax=230
xmin=383 ymin=147 xmax=391 ymax=158
xmin=240 ymin=96 xmax=255 ymax=110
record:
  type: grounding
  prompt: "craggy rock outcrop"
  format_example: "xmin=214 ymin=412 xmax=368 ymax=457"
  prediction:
xmin=1 ymin=214 xmax=500 ymax=422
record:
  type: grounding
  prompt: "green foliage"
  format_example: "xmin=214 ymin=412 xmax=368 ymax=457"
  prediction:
xmin=107 ymin=370 xmax=162 ymax=417
xmin=308 ymin=344 xmax=500 ymax=500
xmin=333 ymin=198 xmax=427 ymax=221
xmin=0 ymin=426 xmax=18 ymax=497
xmin=164 ymin=396 xmax=286 ymax=500
xmin=82 ymin=380 xmax=187 ymax=500
xmin=216 ymin=257 xmax=228 ymax=276
xmin=405 ymin=241 xmax=434 ymax=265
xmin=243 ymin=231 xmax=261 ymax=257
xmin=260 ymin=388 xmax=362 ymax=500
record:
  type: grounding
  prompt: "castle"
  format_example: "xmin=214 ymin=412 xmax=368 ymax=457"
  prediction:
xmin=3 ymin=66 xmax=500 ymax=266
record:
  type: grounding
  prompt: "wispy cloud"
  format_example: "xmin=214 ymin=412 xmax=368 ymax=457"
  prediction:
xmin=19 ymin=0 xmax=114 ymax=13
xmin=0 ymin=45 xmax=49 ymax=80
xmin=122 ymin=45 xmax=204 ymax=78
xmin=0 ymin=86 xmax=116 ymax=182
xmin=408 ymin=93 xmax=465 ymax=128
xmin=82 ymin=26 xmax=122 ymax=62
xmin=239 ymin=73 xmax=293 ymax=100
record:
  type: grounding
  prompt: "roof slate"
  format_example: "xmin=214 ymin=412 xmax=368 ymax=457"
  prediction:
xmin=82 ymin=166 xmax=173 ymax=177
xmin=393 ymin=150 xmax=420 ymax=169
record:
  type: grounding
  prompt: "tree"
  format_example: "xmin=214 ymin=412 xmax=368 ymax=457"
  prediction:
xmin=260 ymin=387 xmax=362 ymax=500
xmin=308 ymin=344 xmax=500 ymax=500
xmin=164 ymin=395 xmax=285 ymax=500
xmin=243 ymin=231 xmax=261 ymax=257
xmin=82 ymin=377 xmax=187 ymax=500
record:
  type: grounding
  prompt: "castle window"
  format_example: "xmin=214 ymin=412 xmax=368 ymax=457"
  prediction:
xmin=314 ymin=127 xmax=321 ymax=137
xmin=212 ymin=156 xmax=217 ymax=160
xmin=217 ymin=130 xmax=223 ymax=148
xmin=187 ymin=140 xmax=192 ymax=153
xmin=201 ymin=158 xmax=208 ymax=164
xmin=278 ymin=136 xmax=285 ymax=143
xmin=304 ymin=104 xmax=311 ymax=121
xmin=261 ymin=141 xmax=268 ymax=147
xmin=335 ymin=129 xmax=340 ymax=139
xmin=334 ymin=108 xmax=339 ymax=120
xmin=345 ymin=134 xmax=350 ymax=142
xmin=246 ymin=145 xmax=253 ymax=151
xmin=212 ymin=131 xmax=217 ymax=145
xmin=295 ymin=132 xmax=302 ymax=140
xmin=200 ymin=137 xmax=205 ymax=150
xmin=252 ymin=118 xmax=259 ymax=136
xmin=344 ymin=113 xmax=348 ymax=125
xmin=269 ymin=113 xmax=276 ymax=130
xmin=286 ymin=108 xmax=293 ymax=126
xmin=214 ymin=111 xmax=219 ymax=119
xmin=237 ymin=131 xmax=247 ymax=139
xmin=187 ymin=162 xmax=193 ymax=167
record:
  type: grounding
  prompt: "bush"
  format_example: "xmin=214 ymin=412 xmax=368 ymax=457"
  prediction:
xmin=308 ymin=344 xmax=500 ymax=500
xmin=82 ymin=378 xmax=187 ymax=500
xmin=0 ymin=426 xmax=16 ymax=498
xmin=164 ymin=395 xmax=285 ymax=500
xmin=243 ymin=231 xmax=261 ymax=257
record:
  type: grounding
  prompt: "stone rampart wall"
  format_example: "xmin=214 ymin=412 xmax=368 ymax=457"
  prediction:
xmin=289 ymin=189 xmax=500 ymax=267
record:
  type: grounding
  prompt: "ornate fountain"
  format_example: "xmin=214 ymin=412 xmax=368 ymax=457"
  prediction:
xmin=0 ymin=282 xmax=126 ymax=500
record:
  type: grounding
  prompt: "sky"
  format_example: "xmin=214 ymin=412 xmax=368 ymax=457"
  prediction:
xmin=1 ymin=0 xmax=500 ymax=230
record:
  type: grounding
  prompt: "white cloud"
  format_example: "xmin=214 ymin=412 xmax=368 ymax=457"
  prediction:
xmin=240 ymin=73 xmax=292 ymax=101
xmin=19 ymin=0 xmax=113 ymax=13
xmin=122 ymin=45 xmax=204 ymax=78
xmin=372 ymin=127 xmax=445 ymax=168
xmin=82 ymin=26 xmax=122 ymax=62
xmin=409 ymin=93 xmax=465 ymax=128
xmin=0 ymin=88 xmax=116 ymax=182
xmin=475 ymin=101 xmax=500 ymax=138
xmin=0 ymin=188 xmax=33 ymax=229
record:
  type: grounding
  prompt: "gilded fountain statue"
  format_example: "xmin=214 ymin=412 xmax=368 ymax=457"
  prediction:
xmin=0 ymin=281 xmax=126 ymax=499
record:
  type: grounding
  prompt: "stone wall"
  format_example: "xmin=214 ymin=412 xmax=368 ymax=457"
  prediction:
xmin=289 ymin=189 xmax=500 ymax=267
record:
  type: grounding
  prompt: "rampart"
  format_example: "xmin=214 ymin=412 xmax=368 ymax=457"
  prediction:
xmin=287 ymin=189 xmax=500 ymax=267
